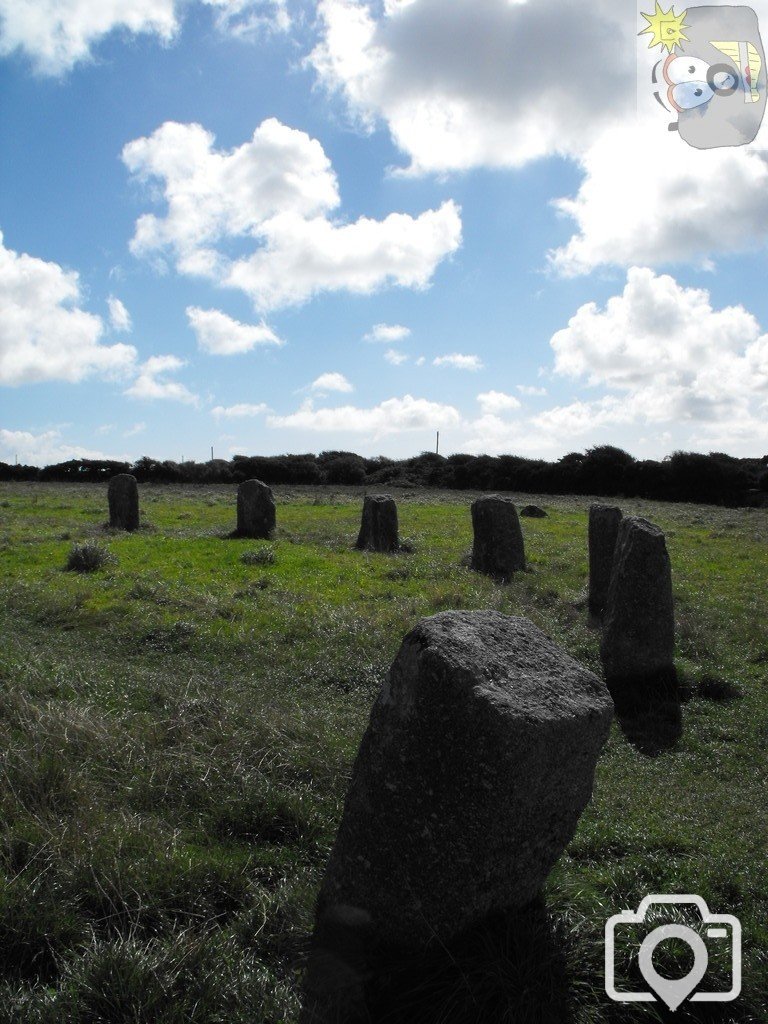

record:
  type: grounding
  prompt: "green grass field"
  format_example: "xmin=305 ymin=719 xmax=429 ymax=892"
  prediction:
xmin=0 ymin=482 xmax=766 ymax=1023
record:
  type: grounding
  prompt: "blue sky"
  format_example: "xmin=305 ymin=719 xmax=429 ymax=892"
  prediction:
xmin=3 ymin=0 xmax=768 ymax=466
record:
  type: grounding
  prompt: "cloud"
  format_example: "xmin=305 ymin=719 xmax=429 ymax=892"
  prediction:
xmin=267 ymin=393 xmax=460 ymax=437
xmin=202 ymin=0 xmax=289 ymax=38
xmin=123 ymin=421 xmax=146 ymax=437
xmin=460 ymin=267 xmax=768 ymax=457
xmin=108 ymin=296 xmax=132 ymax=332
xmin=310 ymin=371 xmax=353 ymax=393
xmin=384 ymin=348 xmax=408 ymax=365
xmin=477 ymin=390 xmax=520 ymax=415
xmin=186 ymin=305 xmax=283 ymax=355
xmin=433 ymin=352 xmax=483 ymax=371
xmin=309 ymin=0 xmax=633 ymax=175
xmin=211 ymin=402 xmax=269 ymax=418
xmin=549 ymin=118 xmax=768 ymax=276
xmin=123 ymin=118 xmax=461 ymax=311
xmin=0 ymin=0 xmax=288 ymax=75
xmin=364 ymin=322 xmax=411 ymax=343
xmin=0 ymin=427 xmax=113 ymax=466
xmin=539 ymin=267 xmax=768 ymax=449
xmin=0 ymin=231 xmax=137 ymax=385
xmin=125 ymin=354 xmax=198 ymax=404
xmin=517 ymin=385 xmax=547 ymax=397
xmin=308 ymin=0 xmax=768 ymax=275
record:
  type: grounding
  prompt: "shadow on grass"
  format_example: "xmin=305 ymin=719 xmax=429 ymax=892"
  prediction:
xmin=608 ymin=673 xmax=682 ymax=758
xmin=302 ymin=898 xmax=573 ymax=1024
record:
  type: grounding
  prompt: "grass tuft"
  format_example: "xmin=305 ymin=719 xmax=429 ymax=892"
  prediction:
xmin=65 ymin=541 xmax=114 ymax=573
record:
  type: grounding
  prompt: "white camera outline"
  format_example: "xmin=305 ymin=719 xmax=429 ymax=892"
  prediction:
xmin=605 ymin=894 xmax=742 ymax=1004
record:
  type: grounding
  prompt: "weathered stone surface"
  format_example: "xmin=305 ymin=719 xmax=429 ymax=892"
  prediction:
xmin=470 ymin=495 xmax=525 ymax=578
xmin=588 ymin=504 xmax=623 ymax=618
xmin=107 ymin=474 xmax=139 ymax=531
xmin=600 ymin=517 xmax=675 ymax=687
xmin=236 ymin=478 xmax=275 ymax=539
xmin=520 ymin=504 xmax=547 ymax=518
xmin=355 ymin=494 xmax=399 ymax=553
xmin=314 ymin=611 xmax=613 ymax=954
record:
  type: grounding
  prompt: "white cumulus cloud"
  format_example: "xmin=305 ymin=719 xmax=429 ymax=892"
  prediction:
xmin=539 ymin=267 xmax=768 ymax=451
xmin=0 ymin=231 xmax=137 ymax=386
xmin=125 ymin=354 xmax=198 ymax=404
xmin=123 ymin=118 xmax=461 ymax=311
xmin=309 ymin=371 xmax=353 ymax=393
xmin=433 ymin=352 xmax=483 ymax=371
xmin=364 ymin=322 xmax=411 ymax=343
xmin=309 ymin=0 xmax=633 ymax=175
xmin=0 ymin=427 xmax=114 ymax=466
xmin=107 ymin=296 xmax=132 ymax=332
xmin=211 ymin=402 xmax=269 ymax=418
xmin=384 ymin=348 xmax=408 ymax=365
xmin=477 ymin=390 xmax=520 ymax=415
xmin=186 ymin=306 xmax=283 ymax=355
xmin=0 ymin=0 xmax=288 ymax=75
xmin=268 ymin=393 xmax=460 ymax=437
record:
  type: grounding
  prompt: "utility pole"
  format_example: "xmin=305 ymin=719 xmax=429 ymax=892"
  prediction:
xmin=210 ymin=446 xmax=214 ymax=462
xmin=435 ymin=431 xmax=440 ymax=456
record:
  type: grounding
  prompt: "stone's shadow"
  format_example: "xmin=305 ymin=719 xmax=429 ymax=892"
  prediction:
xmin=607 ymin=673 xmax=682 ymax=758
xmin=302 ymin=898 xmax=573 ymax=1024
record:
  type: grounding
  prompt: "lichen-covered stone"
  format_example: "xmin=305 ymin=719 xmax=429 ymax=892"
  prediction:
xmin=236 ymin=479 xmax=275 ymax=539
xmin=600 ymin=516 xmax=675 ymax=688
xmin=588 ymin=504 xmax=623 ymax=618
xmin=107 ymin=474 xmax=139 ymax=532
xmin=470 ymin=495 xmax=525 ymax=578
xmin=314 ymin=611 xmax=613 ymax=952
xmin=355 ymin=494 xmax=399 ymax=553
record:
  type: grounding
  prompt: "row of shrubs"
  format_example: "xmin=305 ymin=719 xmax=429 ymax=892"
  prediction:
xmin=3 ymin=446 xmax=768 ymax=507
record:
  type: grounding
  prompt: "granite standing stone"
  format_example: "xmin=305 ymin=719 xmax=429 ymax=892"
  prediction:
xmin=236 ymin=478 xmax=276 ymax=539
xmin=355 ymin=494 xmax=399 ymax=553
xmin=470 ymin=495 xmax=525 ymax=578
xmin=588 ymin=504 xmax=623 ymax=618
xmin=600 ymin=516 xmax=675 ymax=688
xmin=107 ymin=474 xmax=139 ymax=532
xmin=313 ymin=610 xmax=613 ymax=954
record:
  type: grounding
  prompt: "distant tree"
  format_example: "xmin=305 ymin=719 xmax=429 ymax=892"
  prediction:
xmin=325 ymin=455 xmax=366 ymax=485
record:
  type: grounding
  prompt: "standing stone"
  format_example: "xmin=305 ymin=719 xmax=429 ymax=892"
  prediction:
xmin=471 ymin=495 xmax=525 ymax=578
xmin=355 ymin=494 xmax=399 ymax=553
xmin=107 ymin=474 xmax=139 ymax=532
xmin=236 ymin=478 xmax=275 ymax=539
xmin=588 ymin=504 xmax=623 ymax=618
xmin=600 ymin=517 xmax=675 ymax=688
xmin=313 ymin=610 xmax=613 ymax=958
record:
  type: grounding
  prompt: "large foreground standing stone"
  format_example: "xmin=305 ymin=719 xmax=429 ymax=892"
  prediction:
xmin=600 ymin=517 xmax=675 ymax=688
xmin=107 ymin=474 xmax=139 ymax=531
xmin=236 ymin=478 xmax=275 ymax=539
xmin=314 ymin=610 xmax=613 ymax=953
xmin=355 ymin=494 xmax=399 ymax=553
xmin=588 ymin=504 xmax=622 ymax=617
xmin=471 ymin=495 xmax=525 ymax=578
